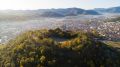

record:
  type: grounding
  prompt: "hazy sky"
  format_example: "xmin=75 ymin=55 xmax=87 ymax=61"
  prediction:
xmin=0 ymin=0 xmax=120 ymax=10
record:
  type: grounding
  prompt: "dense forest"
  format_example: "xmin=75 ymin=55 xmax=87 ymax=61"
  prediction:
xmin=0 ymin=28 xmax=120 ymax=67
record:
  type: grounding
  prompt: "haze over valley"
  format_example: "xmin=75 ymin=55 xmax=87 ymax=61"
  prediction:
xmin=0 ymin=7 xmax=120 ymax=44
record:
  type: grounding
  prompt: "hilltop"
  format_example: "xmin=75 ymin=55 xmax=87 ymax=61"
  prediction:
xmin=0 ymin=28 xmax=120 ymax=67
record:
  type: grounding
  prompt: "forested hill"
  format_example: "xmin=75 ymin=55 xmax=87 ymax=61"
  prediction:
xmin=0 ymin=28 xmax=120 ymax=67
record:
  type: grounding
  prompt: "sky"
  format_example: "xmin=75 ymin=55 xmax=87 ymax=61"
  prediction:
xmin=0 ymin=0 xmax=120 ymax=10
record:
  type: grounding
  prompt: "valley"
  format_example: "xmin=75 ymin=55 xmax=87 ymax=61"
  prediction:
xmin=0 ymin=14 xmax=120 ymax=44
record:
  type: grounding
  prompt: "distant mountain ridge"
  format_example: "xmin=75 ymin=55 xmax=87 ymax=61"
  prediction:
xmin=40 ymin=8 xmax=99 ymax=17
xmin=94 ymin=6 xmax=120 ymax=13
xmin=1 ymin=6 xmax=120 ymax=20
xmin=0 ymin=8 xmax=100 ymax=20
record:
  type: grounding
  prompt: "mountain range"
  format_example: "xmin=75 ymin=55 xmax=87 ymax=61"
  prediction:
xmin=40 ymin=8 xmax=100 ymax=17
xmin=94 ymin=6 xmax=120 ymax=13
xmin=0 ymin=6 xmax=120 ymax=20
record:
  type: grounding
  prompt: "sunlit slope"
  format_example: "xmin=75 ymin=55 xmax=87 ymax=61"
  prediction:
xmin=0 ymin=28 xmax=120 ymax=67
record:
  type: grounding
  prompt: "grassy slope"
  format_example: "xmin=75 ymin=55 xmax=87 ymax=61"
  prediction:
xmin=105 ymin=41 xmax=120 ymax=47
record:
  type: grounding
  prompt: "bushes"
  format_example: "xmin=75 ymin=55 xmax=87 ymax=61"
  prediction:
xmin=48 ymin=28 xmax=78 ymax=38
xmin=0 ymin=28 xmax=120 ymax=67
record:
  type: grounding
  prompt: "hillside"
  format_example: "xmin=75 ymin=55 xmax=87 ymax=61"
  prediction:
xmin=0 ymin=28 xmax=120 ymax=67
